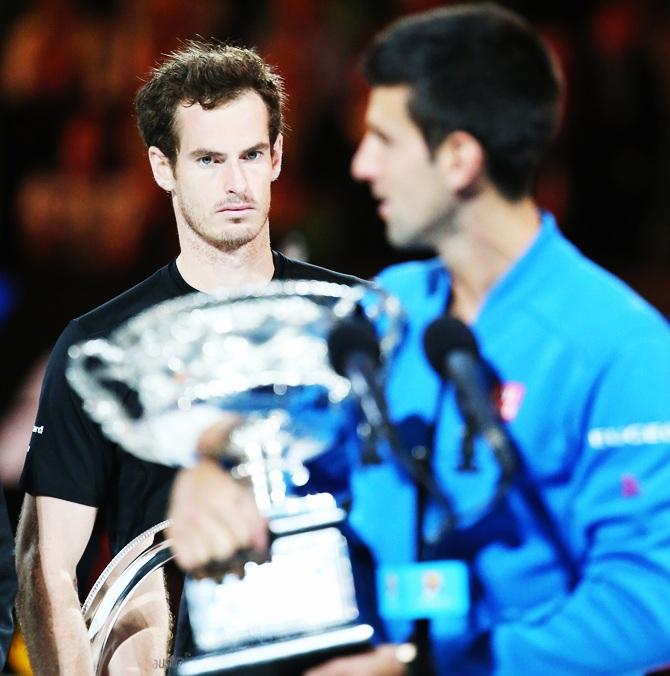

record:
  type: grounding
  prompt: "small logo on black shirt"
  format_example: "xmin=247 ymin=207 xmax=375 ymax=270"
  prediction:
xmin=32 ymin=425 xmax=44 ymax=435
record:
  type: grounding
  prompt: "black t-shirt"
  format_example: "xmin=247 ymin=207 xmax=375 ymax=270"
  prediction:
xmin=21 ymin=252 xmax=363 ymax=556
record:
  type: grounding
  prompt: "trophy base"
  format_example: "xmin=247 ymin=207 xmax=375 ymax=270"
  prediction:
xmin=176 ymin=623 xmax=374 ymax=676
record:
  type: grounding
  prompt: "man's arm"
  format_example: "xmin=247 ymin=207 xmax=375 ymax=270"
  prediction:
xmin=104 ymin=570 xmax=171 ymax=675
xmin=16 ymin=322 xmax=102 ymax=674
xmin=17 ymin=495 xmax=173 ymax=675
xmin=489 ymin=333 xmax=670 ymax=674
xmin=16 ymin=494 xmax=97 ymax=675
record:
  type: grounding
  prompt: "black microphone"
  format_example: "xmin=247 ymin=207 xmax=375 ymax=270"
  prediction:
xmin=328 ymin=316 xmax=392 ymax=457
xmin=328 ymin=316 xmax=457 ymax=528
xmin=423 ymin=316 xmax=515 ymax=480
xmin=423 ymin=317 xmax=580 ymax=584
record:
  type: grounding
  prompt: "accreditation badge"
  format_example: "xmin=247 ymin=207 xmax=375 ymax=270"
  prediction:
xmin=376 ymin=560 xmax=470 ymax=620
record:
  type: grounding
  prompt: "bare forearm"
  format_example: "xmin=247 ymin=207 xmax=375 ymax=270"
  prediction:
xmin=105 ymin=570 xmax=172 ymax=675
xmin=17 ymin=557 xmax=94 ymax=676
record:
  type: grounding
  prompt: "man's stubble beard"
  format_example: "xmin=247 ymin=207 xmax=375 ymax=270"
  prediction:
xmin=391 ymin=199 xmax=458 ymax=252
xmin=177 ymin=190 xmax=266 ymax=253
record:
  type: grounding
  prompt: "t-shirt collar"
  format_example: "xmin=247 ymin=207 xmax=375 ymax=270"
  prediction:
xmin=168 ymin=250 xmax=284 ymax=294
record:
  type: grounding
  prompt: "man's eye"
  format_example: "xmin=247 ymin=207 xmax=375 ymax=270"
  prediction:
xmin=198 ymin=156 xmax=213 ymax=166
xmin=245 ymin=150 xmax=262 ymax=160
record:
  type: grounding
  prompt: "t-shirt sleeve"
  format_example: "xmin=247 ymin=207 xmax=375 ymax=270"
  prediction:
xmin=20 ymin=320 xmax=115 ymax=506
xmin=491 ymin=329 xmax=670 ymax=674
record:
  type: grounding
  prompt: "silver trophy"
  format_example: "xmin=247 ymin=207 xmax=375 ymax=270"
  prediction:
xmin=67 ymin=280 xmax=403 ymax=675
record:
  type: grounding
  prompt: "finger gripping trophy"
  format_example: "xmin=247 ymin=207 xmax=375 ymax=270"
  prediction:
xmin=66 ymin=280 xmax=403 ymax=675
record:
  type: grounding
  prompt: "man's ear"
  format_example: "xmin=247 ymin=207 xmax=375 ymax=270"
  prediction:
xmin=148 ymin=146 xmax=176 ymax=193
xmin=271 ymin=134 xmax=283 ymax=181
xmin=435 ymin=131 xmax=485 ymax=195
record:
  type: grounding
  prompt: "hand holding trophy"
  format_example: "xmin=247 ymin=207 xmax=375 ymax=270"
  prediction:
xmin=167 ymin=413 xmax=269 ymax=577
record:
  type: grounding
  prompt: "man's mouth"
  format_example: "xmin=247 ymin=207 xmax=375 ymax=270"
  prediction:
xmin=217 ymin=204 xmax=254 ymax=213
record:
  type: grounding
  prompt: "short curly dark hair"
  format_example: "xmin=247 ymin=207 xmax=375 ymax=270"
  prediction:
xmin=135 ymin=40 xmax=286 ymax=166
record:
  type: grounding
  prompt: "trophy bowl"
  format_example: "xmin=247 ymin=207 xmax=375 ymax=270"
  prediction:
xmin=67 ymin=280 xmax=403 ymax=675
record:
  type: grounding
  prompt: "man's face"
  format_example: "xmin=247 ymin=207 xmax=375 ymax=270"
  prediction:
xmin=169 ymin=90 xmax=281 ymax=251
xmin=351 ymin=86 xmax=453 ymax=249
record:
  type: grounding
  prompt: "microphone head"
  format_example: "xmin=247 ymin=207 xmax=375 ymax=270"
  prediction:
xmin=423 ymin=315 xmax=478 ymax=378
xmin=328 ymin=316 xmax=380 ymax=376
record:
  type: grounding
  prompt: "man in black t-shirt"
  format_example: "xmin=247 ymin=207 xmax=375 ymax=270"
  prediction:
xmin=22 ymin=254 xmax=358 ymax=557
xmin=16 ymin=41 xmax=361 ymax=675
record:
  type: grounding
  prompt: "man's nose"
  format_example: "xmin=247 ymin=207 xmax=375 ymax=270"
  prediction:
xmin=222 ymin=160 xmax=248 ymax=194
xmin=351 ymin=135 xmax=376 ymax=183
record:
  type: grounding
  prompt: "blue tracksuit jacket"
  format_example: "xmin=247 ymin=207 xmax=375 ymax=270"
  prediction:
xmin=348 ymin=212 xmax=670 ymax=674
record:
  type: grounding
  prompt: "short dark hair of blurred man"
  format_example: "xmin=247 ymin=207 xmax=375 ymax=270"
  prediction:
xmin=307 ymin=4 xmax=670 ymax=675
xmin=15 ymin=40 xmax=360 ymax=676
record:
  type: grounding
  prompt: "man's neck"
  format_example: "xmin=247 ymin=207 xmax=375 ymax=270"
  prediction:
xmin=175 ymin=222 xmax=275 ymax=293
xmin=436 ymin=193 xmax=541 ymax=324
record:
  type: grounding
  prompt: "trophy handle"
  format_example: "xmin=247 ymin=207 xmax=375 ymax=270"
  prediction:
xmin=83 ymin=520 xmax=174 ymax=676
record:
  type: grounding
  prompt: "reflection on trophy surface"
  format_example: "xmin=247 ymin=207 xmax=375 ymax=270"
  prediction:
xmin=67 ymin=280 xmax=402 ymax=675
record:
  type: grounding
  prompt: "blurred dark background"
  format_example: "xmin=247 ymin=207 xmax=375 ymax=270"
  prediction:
xmin=1 ymin=0 xmax=670 ymax=518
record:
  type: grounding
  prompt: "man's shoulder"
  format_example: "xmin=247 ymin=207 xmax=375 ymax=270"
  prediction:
xmin=274 ymin=251 xmax=368 ymax=286
xmin=40 ymin=263 xmax=183 ymax=383
xmin=72 ymin=262 xmax=187 ymax=340
xmin=537 ymin=235 xmax=668 ymax=348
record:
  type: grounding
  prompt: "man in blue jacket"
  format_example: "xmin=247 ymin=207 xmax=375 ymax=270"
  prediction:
xmin=307 ymin=3 xmax=670 ymax=675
